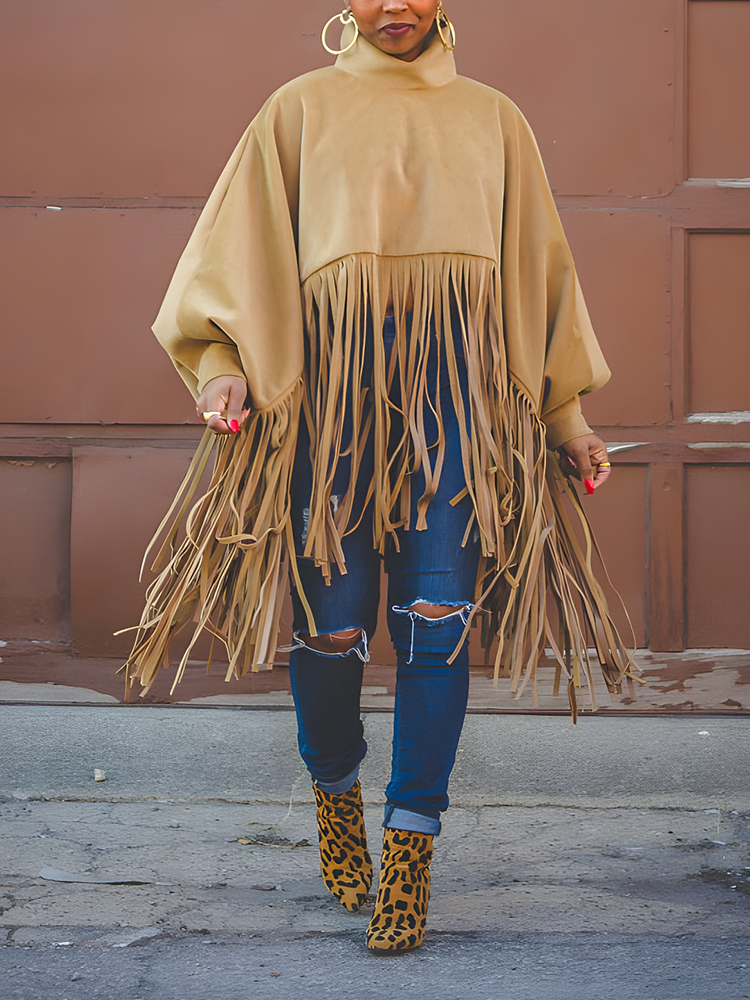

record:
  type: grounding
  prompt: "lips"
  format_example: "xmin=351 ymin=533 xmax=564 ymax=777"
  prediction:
xmin=381 ymin=22 xmax=415 ymax=37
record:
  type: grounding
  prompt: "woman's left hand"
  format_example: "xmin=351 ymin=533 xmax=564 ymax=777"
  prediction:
xmin=560 ymin=433 xmax=611 ymax=494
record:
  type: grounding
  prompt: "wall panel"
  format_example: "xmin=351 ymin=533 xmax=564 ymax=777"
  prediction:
xmin=561 ymin=209 xmax=673 ymax=428
xmin=0 ymin=0 xmax=336 ymax=198
xmin=0 ymin=207 xmax=200 ymax=425
xmin=688 ymin=231 xmax=750 ymax=414
xmin=461 ymin=0 xmax=676 ymax=196
xmin=686 ymin=464 xmax=750 ymax=648
xmin=688 ymin=1 xmax=750 ymax=178
xmin=0 ymin=459 xmax=72 ymax=641
xmin=70 ymin=446 xmax=197 ymax=655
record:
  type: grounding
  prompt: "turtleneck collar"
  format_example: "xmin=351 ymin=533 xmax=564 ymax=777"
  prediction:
xmin=335 ymin=26 xmax=456 ymax=89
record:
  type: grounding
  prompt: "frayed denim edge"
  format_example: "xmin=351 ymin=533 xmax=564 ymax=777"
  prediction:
xmin=390 ymin=603 xmax=473 ymax=664
xmin=279 ymin=630 xmax=370 ymax=663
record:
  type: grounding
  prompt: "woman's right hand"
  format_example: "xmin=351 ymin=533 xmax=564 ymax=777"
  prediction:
xmin=196 ymin=375 xmax=249 ymax=435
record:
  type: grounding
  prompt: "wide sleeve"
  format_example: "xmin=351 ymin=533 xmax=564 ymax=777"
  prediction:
xmin=498 ymin=101 xmax=610 ymax=446
xmin=151 ymin=90 xmax=305 ymax=410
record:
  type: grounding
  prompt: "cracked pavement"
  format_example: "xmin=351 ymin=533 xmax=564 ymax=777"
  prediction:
xmin=1 ymin=706 xmax=749 ymax=998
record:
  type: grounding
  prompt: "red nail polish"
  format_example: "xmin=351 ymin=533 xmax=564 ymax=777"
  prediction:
xmin=229 ymin=419 xmax=239 ymax=433
xmin=584 ymin=478 xmax=595 ymax=495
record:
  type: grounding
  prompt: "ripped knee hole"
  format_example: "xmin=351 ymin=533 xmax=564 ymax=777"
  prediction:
xmin=298 ymin=628 xmax=363 ymax=653
xmin=403 ymin=602 xmax=469 ymax=621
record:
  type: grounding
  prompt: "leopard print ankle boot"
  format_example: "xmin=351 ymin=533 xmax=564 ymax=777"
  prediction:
xmin=366 ymin=828 xmax=433 ymax=952
xmin=314 ymin=779 xmax=373 ymax=912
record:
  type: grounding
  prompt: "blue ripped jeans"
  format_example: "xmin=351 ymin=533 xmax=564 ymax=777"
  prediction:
xmin=288 ymin=314 xmax=480 ymax=836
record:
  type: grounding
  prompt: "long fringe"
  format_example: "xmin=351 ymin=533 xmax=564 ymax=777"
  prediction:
xmin=120 ymin=381 xmax=304 ymax=699
xmin=450 ymin=391 xmax=639 ymax=721
xmin=301 ymin=253 xmax=636 ymax=717
xmin=124 ymin=252 xmax=637 ymax=713
xmin=300 ymin=253 xmax=513 ymax=572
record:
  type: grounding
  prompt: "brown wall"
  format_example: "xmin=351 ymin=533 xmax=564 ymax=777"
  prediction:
xmin=2 ymin=1 xmax=749 ymax=670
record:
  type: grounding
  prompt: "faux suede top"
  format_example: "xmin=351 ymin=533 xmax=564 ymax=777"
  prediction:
xmin=128 ymin=31 xmax=630 ymax=711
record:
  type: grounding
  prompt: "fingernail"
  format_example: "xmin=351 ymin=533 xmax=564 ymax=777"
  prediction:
xmin=229 ymin=419 xmax=239 ymax=433
xmin=584 ymin=478 xmax=595 ymax=495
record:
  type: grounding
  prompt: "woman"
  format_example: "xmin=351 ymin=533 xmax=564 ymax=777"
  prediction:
xmin=126 ymin=0 xmax=630 ymax=953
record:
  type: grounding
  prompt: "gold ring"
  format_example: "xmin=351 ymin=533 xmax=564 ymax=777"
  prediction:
xmin=599 ymin=462 xmax=611 ymax=467
xmin=202 ymin=411 xmax=222 ymax=421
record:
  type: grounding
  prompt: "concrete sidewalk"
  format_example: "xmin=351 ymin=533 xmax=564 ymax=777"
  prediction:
xmin=1 ymin=706 xmax=749 ymax=999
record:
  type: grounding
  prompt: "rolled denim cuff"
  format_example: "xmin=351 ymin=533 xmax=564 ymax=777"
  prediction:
xmin=383 ymin=804 xmax=441 ymax=837
xmin=314 ymin=763 xmax=360 ymax=796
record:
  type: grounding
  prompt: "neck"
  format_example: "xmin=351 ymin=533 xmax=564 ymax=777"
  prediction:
xmin=335 ymin=28 xmax=456 ymax=90
xmin=389 ymin=24 xmax=439 ymax=63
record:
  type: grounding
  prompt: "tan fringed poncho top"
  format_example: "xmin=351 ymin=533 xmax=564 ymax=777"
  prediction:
xmin=127 ymin=32 xmax=633 ymax=715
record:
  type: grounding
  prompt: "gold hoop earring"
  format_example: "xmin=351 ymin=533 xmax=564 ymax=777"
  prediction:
xmin=435 ymin=3 xmax=456 ymax=51
xmin=321 ymin=9 xmax=359 ymax=55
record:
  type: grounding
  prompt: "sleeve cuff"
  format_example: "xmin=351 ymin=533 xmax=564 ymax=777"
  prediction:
xmin=542 ymin=395 xmax=592 ymax=450
xmin=196 ymin=342 xmax=247 ymax=394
